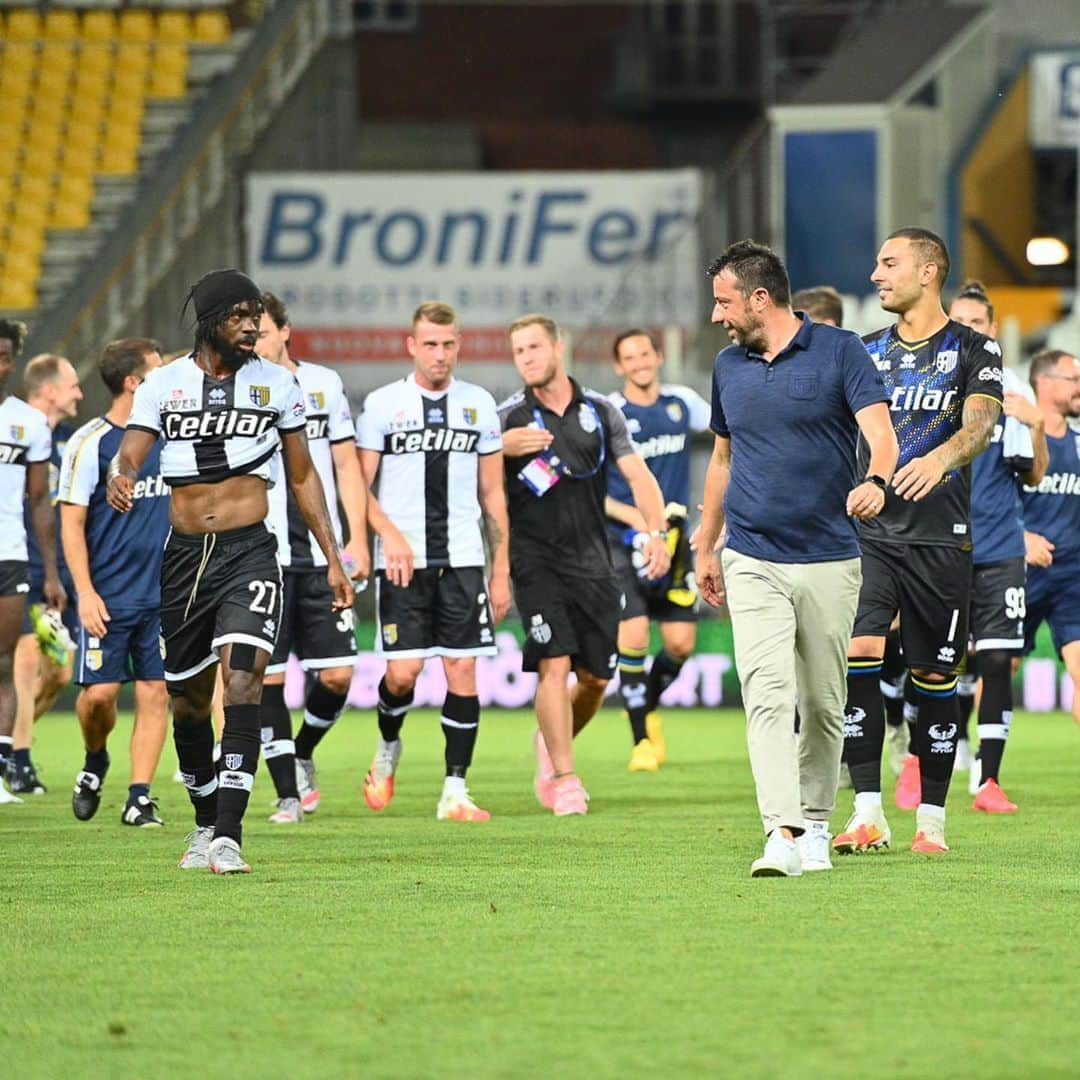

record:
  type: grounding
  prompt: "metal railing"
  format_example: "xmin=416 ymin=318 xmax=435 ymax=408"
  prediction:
xmin=24 ymin=0 xmax=348 ymax=365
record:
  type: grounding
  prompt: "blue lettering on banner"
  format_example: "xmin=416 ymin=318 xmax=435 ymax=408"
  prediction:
xmin=257 ymin=188 xmax=693 ymax=270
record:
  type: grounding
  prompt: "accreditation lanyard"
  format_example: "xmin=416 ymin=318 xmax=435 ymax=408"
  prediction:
xmin=532 ymin=402 xmax=606 ymax=480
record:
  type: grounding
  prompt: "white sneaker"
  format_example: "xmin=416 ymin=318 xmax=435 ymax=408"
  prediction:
xmin=751 ymin=830 xmax=802 ymax=877
xmin=797 ymin=820 xmax=832 ymax=871
xmin=178 ymin=826 xmax=214 ymax=869
xmin=968 ymin=755 xmax=982 ymax=795
xmin=0 ymin=780 xmax=24 ymax=805
xmin=886 ymin=721 xmax=909 ymax=776
xmin=208 ymin=836 xmax=251 ymax=874
xmin=268 ymin=796 xmax=303 ymax=824
xmin=953 ymin=740 xmax=972 ymax=773
xmin=295 ymin=757 xmax=320 ymax=813
xmin=436 ymin=785 xmax=491 ymax=822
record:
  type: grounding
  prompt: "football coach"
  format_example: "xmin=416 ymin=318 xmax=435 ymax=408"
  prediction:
xmin=695 ymin=241 xmax=898 ymax=878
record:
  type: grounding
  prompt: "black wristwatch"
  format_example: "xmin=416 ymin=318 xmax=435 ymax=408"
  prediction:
xmin=865 ymin=474 xmax=888 ymax=491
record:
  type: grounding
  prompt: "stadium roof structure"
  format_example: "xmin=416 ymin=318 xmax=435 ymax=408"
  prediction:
xmin=785 ymin=3 xmax=990 ymax=106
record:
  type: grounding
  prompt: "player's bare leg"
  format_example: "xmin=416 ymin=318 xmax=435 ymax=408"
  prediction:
xmin=535 ymin=657 xmax=589 ymax=815
xmin=570 ymin=668 xmax=609 ymax=736
xmin=72 ymin=682 xmax=120 ymax=821
xmin=130 ymin=679 xmax=168 ymax=787
xmin=1062 ymin=642 xmax=1080 ymax=727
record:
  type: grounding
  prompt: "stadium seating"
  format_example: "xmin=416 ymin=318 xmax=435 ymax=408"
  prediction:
xmin=0 ymin=4 xmax=234 ymax=312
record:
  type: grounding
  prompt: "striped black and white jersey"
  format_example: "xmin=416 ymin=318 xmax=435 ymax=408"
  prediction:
xmin=267 ymin=361 xmax=355 ymax=569
xmin=0 ymin=395 xmax=51 ymax=561
xmin=128 ymin=354 xmax=306 ymax=487
xmin=356 ymin=374 xmax=501 ymax=569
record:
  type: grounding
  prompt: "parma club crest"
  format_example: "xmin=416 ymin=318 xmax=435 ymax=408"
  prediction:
xmin=85 ymin=649 xmax=102 ymax=672
xmin=382 ymin=623 xmax=398 ymax=646
xmin=308 ymin=392 xmax=325 ymax=411
xmin=10 ymin=425 xmax=24 ymax=441
xmin=462 ymin=407 xmax=478 ymax=425
xmin=249 ymin=385 xmax=271 ymax=407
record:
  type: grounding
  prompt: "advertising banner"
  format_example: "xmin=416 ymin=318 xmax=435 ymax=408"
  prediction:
xmin=246 ymin=170 xmax=703 ymax=362
xmin=1029 ymin=51 xmax=1080 ymax=148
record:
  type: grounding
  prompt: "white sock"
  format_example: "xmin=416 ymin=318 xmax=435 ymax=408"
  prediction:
xmin=379 ymin=737 xmax=401 ymax=753
xmin=854 ymin=791 xmax=882 ymax=813
xmin=916 ymin=802 xmax=945 ymax=823
xmin=803 ymin=818 xmax=829 ymax=834
xmin=443 ymin=775 xmax=467 ymax=797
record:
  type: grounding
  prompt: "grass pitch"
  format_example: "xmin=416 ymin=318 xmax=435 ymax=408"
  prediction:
xmin=4 ymin=707 xmax=1079 ymax=1079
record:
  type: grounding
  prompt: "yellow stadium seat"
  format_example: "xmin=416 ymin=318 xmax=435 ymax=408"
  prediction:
xmin=59 ymin=143 xmax=98 ymax=179
xmin=81 ymin=11 xmax=118 ymax=44
xmin=0 ymin=279 xmax=38 ymax=311
xmin=0 ymin=171 xmax=13 ymax=203
xmin=21 ymin=139 xmax=62 ymax=176
xmin=1 ymin=43 xmax=38 ymax=79
xmin=5 ymin=9 xmax=42 ymax=42
xmin=7 ymin=222 xmax=46 ymax=259
xmin=192 ymin=11 xmax=231 ymax=44
xmin=108 ymin=96 xmax=145 ymax=129
xmin=112 ymin=67 xmax=148 ymax=102
xmin=43 ymin=10 xmax=80 ymax=41
xmin=156 ymin=12 xmax=191 ymax=44
xmin=29 ymin=98 xmax=66 ymax=129
xmin=41 ymin=42 xmax=77 ymax=73
xmin=119 ymin=9 xmax=155 ymax=44
xmin=116 ymin=42 xmax=153 ymax=76
xmin=0 ymin=85 xmax=30 ymax=116
xmin=15 ymin=198 xmax=49 ymax=230
xmin=148 ymin=48 xmax=188 ymax=99
xmin=77 ymin=44 xmax=114 ymax=78
xmin=98 ymin=142 xmax=139 ymax=176
xmin=36 ymin=65 xmax=73 ymax=100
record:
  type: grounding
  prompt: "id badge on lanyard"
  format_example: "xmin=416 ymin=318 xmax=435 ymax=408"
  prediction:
xmin=516 ymin=403 xmax=605 ymax=497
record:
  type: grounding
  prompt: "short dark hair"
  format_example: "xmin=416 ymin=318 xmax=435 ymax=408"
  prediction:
xmin=22 ymin=354 xmax=67 ymax=398
xmin=706 ymin=240 xmax=791 ymax=305
xmin=887 ymin=227 xmax=951 ymax=287
xmin=1030 ymin=348 xmax=1074 ymax=391
xmin=0 ymin=318 xmax=28 ymax=357
xmin=261 ymin=291 xmax=289 ymax=330
xmin=612 ymin=328 xmax=661 ymax=360
xmin=413 ymin=301 xmax=457 ymax=328
xmin=100 ymin=338 xmax=160 ymax=397
xmin=953 ymin=280 xmax=994 ymax=323
xmin=791 ymin=286 xmax=843 ymax=327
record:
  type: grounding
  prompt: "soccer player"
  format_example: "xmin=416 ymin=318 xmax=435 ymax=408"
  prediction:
xmin=0 ymin=322 xmax=65 ymax=803
xmin=791 ymin=285 xmax=844 ymax=327
xmin=107 ymin=269 xmax=353 ymax=873
xmin=949 ymin=283 xmax=1046 ymax=810
xmin=357 ymin=301 xmax=508 ymax=822
xmin=9 ymin=353 xmax=82 ymax=794
xmin=696 ymin=242 xmax=895 ymax=877
xmin=60 ymin=339 xmax=171 ymax=826
xmin=834 ymin=229 xmax=1003 ymax=857
xmin=605 ymin=328 xmax=711 ymax=770
xmin=258 ymin=293 xmax=370 ymax=822
xmin=499 ymin=313 xmax=670 ymax=816
xmin=1020 ymin=348 xmax=1080 ymax=726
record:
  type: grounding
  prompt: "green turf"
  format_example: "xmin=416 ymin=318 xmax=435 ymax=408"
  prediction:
xmin=4 ymin=708 xmax=1079 ymax=1079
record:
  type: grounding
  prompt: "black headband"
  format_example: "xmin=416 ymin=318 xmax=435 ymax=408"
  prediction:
xmin=182 ymin=269 xmax=262 ymax=325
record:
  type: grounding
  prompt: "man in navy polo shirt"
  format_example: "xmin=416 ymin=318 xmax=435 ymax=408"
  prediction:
xmin=695 ymin=240 xmax=897 ymax=878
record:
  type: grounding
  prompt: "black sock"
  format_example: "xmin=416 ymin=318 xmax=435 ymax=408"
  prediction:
xmin=259 ymin=683 xmax=298 ymax=799
xmin=128 ymin=783 xmax=150 ymax=802
xmin=618 ymin=648 xmax=649 ymax=744
xmin=84 ymin=747 xmax=111 ymax=779
xmin=173 ymin=717 xmax=217 ymax=828
xmin=975 ymin=650 xmax=1013 ymax=783
xmin=13 ymin=747 xmax=31 ymax=769
xmin=441 ymin=693 xmax=479 ymax=778
xmin=844 ymin=658 xmax=885 ymax=793
xmin=881 ymin=674 xmax=906 ymax=728
xmin=912 ymin=675 xmax=959 ymax=808
xmin=377 ymin=676 xmax=412 ymax=743
xmin=0 ymin=735 xmax=12 ymax=774
xmin=903 ymin=674 xmax=919 ymax=754
xmin=294 ymin=680 xmax=348 ymax=760
xmin=645 ymin=649 xmax=685 ymax=713
xmin=216 ymin=703 xmax=261 ymax=845
xmin=881 ymin=630 xmax=905 ymax=728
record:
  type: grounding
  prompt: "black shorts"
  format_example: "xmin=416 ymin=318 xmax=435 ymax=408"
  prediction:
xmin=853 ymin=539 xmax=971 ymax=674
xmin=513 ymin=563 xmax=621 ymax=680
xmin=160 ymin=523 xmax=282 ymax=686
xmin=611 ymin=539 xmax=698 ymax=624
xmin=971 ymin=557 xmax=1026 ymax=654
xmin=268 ymin=568 xmax=358 ymax=674
xmin=0 ymin=560 xmax=29 ymax=599
xmin=376 ymin=566 xmax=495 ymax=658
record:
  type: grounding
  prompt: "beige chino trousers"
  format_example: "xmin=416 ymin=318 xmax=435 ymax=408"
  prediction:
xmin=721 ymin=548 xmax=862 ymax=835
